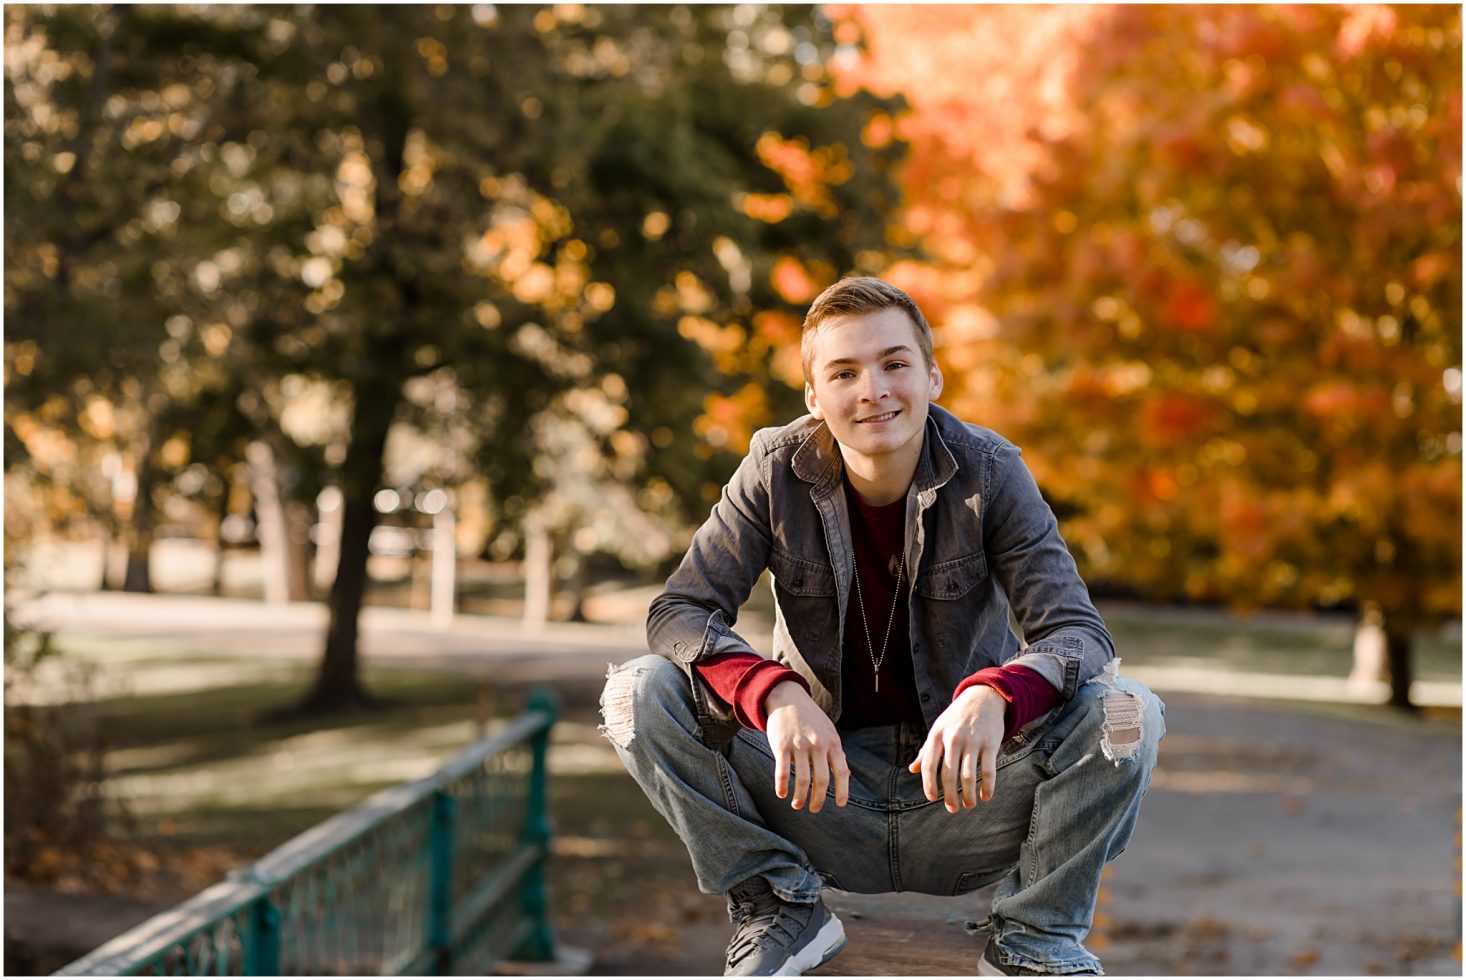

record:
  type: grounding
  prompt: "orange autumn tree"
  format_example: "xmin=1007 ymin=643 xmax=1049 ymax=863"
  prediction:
xmin=825 ymin=4 xmax=1103 ymax=358
xmin=835 ymin=4 xmax=1461 ymax=708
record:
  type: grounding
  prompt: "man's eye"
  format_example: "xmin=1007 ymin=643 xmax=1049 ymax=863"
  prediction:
xmin=833 ymin=370 xmax=855 ymax=381
xmin=886 ymin=361 xmax=907 ymax=370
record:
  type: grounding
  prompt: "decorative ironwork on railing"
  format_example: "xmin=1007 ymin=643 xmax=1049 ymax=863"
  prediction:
xmin=56 ymin=690 xmax=559 ymax=976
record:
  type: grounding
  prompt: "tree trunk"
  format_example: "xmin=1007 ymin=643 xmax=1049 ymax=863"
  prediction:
xmin=287 ymin=35 xmax=412 ymax=717
xmin=566 ymin=547 xmax=590 ymax=623
xmin=288 ymin=370 xmax=401 ymax=716
xmin=122 ymin=451 xmax=159 ymax=594
xmin=247 ymin=440 xmax=292 ymax=604
xmin=285 ymin=497 xmax=315 ymax=601
xmin=430 ymin=506 xmax=457 ymax=630
xmin=1347 ymin=601 xmax=1387 ymax=697
xmin=211 ymin=476 xmax=231 ymax=597
xmin=99 ymin=525 xmax=121 ymax=591
xmin=301 ymin=491 xmax=379 ymax=712
xmin=121 ymin=534 xmax=152 ymax=592
xmin=313 ymin=489 xmax=344 ymax=594
xmin=523 ymin=515 xmax=552 ymax=627
xmin=1383 ymin=623 xmax=1416 ymax=712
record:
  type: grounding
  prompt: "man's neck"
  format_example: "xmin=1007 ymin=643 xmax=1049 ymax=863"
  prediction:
xmin=838 ymin=440 xmax=922 ymax=506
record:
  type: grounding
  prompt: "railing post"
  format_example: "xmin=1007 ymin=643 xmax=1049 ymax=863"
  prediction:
xmin=427 ymin=789 xmax=457 ymax=975
xmin=511 ymin=688 xmax=558 ymax=961
xmin=246 ymin=895 xmax=280 ymax=976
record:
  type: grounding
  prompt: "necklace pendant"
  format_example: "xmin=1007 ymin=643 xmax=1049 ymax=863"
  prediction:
xmin=874 ymin=671 xmax=879 ymax=693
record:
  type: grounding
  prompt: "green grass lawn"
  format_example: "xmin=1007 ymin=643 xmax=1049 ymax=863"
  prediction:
xmin=73 ymin=658 xmax=538 ymax=846
xmin=23 ymin=641 xmax=697 ymax=936
xmin=38 ymin=601 xmax=1461 ymax=859
xmin=1100 ymin=606 xmax=1461 ymax=681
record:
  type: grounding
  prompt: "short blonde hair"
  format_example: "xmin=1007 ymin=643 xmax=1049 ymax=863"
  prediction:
xmin=800 ymin=277 xmax=935 ymax=385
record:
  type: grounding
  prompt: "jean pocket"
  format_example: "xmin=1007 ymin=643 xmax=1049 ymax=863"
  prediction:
xmin=952 ymin=869 xmax=1005 ymax=895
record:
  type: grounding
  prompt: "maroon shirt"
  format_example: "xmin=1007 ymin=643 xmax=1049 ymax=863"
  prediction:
xmin=695 ymin=478 xmax=1060 ymax=739
xmin=838 ymin=480 xmax=924 ymax=730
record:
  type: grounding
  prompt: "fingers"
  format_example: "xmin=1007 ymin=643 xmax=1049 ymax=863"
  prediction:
xmin=980 ymin=744 xmax=998 ymax=803
xmin=791 ymin=751 xmax=811 ymax=810
xmin=774 ymin=745 xmax=790 ymax=800
xmin=808 ymin=753 xmax=831 ymax=813
xmin=912 ymin=730 xmax=996 ymax=813
xmin=788 ymin=746 xmax=849 ymax=812
xmin=912 ymin=736 xmax=941 ymax=803
xmin=832 ymin=749 xmax=851 ymax=808
xmin=960 ymin=751 xmax=978 ymax=810
xmin=940 ymin=739 xmax=961 ymax=813
xmin=770 ymin=724 xmax=848 ymax=812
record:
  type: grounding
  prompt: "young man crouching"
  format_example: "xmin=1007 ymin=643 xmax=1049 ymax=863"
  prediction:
xmin=601 ymin=277 xmax=1164 ymax=976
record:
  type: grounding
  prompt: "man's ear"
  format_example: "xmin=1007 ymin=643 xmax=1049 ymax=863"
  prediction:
xmin=804 ymin=382 xmax=823 ymax=420
xmin=929 ymin=362 xmax=944 ymax=401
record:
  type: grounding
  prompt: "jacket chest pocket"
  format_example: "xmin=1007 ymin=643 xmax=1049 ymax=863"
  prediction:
xmin=915 ymin=551 xmax=988 ymax=601
xmin=769 ymin=548 xmax=837 ymax=641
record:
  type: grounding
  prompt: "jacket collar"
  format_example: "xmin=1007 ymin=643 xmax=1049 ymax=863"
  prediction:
xmin=791 ymin=406 xmax=960 ymax=495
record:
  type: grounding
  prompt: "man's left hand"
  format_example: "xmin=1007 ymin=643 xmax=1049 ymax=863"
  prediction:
xmin=908 ymin=685 xmax=1007 ymax=812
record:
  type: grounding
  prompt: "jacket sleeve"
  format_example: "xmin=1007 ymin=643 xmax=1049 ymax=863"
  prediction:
xmin=646 ymin=430 xmax=776 ymax=668
xmin=695 ymin=652 xmax=809 ymax=731
xmin=645 ymin=432 xmax=783 ymax=746
xmin=952 ymin=664 xmax=1062 ymax=741
xmin=984 ymin=443 xmax=1115 ymax=700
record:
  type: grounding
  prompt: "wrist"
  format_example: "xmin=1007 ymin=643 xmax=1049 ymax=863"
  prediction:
xmin=764 ymin=679 xmax=808 ymax=712
xmin=957 ymin=682 xmax=1007 ymax=715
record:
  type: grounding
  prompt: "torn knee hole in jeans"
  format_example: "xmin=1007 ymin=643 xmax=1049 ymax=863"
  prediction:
xmin=1100 ymin=689 xmax=1142 ymax=763
xmin=599 ymin=662 xmax=638 ymax=748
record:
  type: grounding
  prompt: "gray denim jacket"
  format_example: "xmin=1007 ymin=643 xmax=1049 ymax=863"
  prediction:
xmin=646 ymin=404 xmax=1114 ymax=748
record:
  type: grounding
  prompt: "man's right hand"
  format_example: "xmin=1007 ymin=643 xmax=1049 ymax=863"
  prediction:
xmin=763 ymin=680 xmax=850 ymax=813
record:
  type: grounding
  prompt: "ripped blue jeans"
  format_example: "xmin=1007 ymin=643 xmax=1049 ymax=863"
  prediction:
xmin=601 ymin=655 xmax=1165 ymax=976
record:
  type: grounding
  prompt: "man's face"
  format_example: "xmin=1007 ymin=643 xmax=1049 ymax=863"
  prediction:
xmin=803 ymin=307 xmax=943 ymax=464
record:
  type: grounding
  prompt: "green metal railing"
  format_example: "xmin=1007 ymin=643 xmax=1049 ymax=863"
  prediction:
xmin=56 ymin=690 xmax=560 ymax=976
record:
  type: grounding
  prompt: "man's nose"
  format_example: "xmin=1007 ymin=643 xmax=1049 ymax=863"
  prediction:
xmin=860 ymin=374 xmax=889 ymax=401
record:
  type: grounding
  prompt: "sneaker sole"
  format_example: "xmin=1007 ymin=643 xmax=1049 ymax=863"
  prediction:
xmin=975 ymin=954 xmax=1007 ymax=977
xmin=976 ymin=950 xmax=1101 ymax=976
xmin=774 ymin=914 xmax=847 ymax=976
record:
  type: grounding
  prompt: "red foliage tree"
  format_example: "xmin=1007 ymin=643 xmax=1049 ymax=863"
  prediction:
xmin=835 ymin=4 xmax=1462 ymax=707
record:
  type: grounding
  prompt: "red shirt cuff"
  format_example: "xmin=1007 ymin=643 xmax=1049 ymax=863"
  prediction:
xmin=953 ymin=664 xmax=1061 ymax=742
xmin=694 ymin=652 xmax=809 ymax=731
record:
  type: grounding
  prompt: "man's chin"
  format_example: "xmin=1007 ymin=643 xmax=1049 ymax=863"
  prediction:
xmin=837 ymin=430 xmax=914 ymax=456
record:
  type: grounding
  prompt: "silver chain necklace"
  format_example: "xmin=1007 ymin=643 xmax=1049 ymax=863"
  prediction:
xmin=850 ymin=549 xmax=905 ymax=693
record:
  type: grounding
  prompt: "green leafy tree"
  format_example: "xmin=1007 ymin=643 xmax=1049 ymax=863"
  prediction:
xmin=7 ymin=4 xmax=904 ymax=714
xmin=5 ymin=5 xmax=321 ymax=594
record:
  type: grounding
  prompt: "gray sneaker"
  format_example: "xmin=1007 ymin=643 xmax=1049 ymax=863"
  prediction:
xmin=723 ymin=879 xmax=846 ymax=976
xmin=977 ymin=937 xmax=1100 ymax=976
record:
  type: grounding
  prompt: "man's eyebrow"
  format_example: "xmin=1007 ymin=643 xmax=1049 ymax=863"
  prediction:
xmin=821 ymin=345 xmax=914 ymax=369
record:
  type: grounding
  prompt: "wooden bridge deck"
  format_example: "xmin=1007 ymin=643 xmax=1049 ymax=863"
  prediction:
xmin=811 ymin=889 xmax=992 ymax=976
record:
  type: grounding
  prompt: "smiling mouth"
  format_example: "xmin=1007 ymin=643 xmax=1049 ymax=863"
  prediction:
xmin=856 ymin=411 xmax=899 ymax=423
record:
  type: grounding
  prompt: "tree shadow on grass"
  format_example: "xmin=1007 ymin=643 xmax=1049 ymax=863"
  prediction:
xmin=88 ymin=669 xmax=493 ymax=780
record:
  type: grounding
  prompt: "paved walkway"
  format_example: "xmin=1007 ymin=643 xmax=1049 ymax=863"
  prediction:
xmin=582 ymin=690 xmax=1461 ymax=976
xmin=13 ymin=591 xmax=1463 ymax=975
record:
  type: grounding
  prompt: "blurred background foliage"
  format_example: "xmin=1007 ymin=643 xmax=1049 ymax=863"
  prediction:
xmin=5 ymin=3 xmax=904 ymax=711
xmin=829 ymin=3 xmax=1462 ymax=706
xmin=4 ymin=3 xmax=1460 ymax=711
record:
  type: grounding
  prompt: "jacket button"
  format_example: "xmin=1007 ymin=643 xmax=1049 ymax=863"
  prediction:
xmin=921 ymin=693 xmax=932 ymax=703
xmin=794 ymin=577 xmax=804 ymax=588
